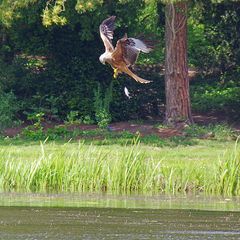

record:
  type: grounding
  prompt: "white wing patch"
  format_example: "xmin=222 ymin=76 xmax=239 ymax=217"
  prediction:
xmin=99 ymin=16 xmax=116 ymax=53
xmin=128 ymin=38 xmax=153 ymax=53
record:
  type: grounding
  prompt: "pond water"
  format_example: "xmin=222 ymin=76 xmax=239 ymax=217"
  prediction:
xmin=0 ymin=193 xmax=240 ymax=240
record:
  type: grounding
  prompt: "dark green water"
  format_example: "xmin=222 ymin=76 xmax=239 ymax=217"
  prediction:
xmin=0 ymin=207 xmax=240 ymax=240
xmin=0 ymin=193 xmax=240 ymax=239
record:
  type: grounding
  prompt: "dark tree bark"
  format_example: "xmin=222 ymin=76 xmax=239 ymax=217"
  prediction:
xmin=164 ymin=2 xmax=193 ymax=125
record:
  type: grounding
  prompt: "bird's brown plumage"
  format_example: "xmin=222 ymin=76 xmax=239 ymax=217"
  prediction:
xmin=99 ymin=16 xmax=155 ymax=84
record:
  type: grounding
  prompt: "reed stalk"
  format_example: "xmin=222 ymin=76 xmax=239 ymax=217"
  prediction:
xmin=0 ymin=140 xmax=239 ymax=195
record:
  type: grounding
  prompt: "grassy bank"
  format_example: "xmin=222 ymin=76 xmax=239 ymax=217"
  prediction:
xmin=0 ymin=138 xmax=239 ymax=196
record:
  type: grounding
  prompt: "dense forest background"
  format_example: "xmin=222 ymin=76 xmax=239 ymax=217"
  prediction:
xmin=0 ymin=1 xmax=239 ymax=130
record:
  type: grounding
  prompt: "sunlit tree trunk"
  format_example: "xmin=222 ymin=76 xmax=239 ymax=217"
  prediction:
xmin=164 ymin=2 xmax=193 ymax=125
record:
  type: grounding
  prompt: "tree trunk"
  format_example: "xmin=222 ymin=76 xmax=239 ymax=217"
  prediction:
xmin=164 ymin=2 xmax=193 ymax=125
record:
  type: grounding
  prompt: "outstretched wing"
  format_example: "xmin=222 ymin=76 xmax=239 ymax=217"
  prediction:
xmin=99 ymin=16 xmax=116 ymax=53
xmin=112 ymin=37 xmax=152 ymax=84
xmin=122 ymin=37 xmax=154 ymax=66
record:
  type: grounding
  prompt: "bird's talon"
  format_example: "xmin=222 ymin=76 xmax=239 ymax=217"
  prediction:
xmin=113 ymin=68 xmax=118 ymax=79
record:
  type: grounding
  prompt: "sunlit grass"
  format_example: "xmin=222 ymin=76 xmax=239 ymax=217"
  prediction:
xmin=0 ymin=138 xmax=239 ymax=195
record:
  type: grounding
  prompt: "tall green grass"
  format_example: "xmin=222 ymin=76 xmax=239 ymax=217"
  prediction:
xmin=0 ymin=140 xmax=239 ymax=195
xmin=211 ymin=140 xmax=240 ymax=195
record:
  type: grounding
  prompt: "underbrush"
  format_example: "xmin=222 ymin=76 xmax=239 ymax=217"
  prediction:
xmin=183 ymin=123 xmax=235 ymax=141
xmin=3 ymin=120 xmax=237 ymax=148
xmin=19 ymin=126 xmax=198 ymax=147
xmin=191 ymin=79 xmax=240 ymax=119
xmin=0 ymin=91 xmax=21 ymax=130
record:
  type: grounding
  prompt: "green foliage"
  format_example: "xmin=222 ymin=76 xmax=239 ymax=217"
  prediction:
xmin=65 ymin=111 xmax=95 ymax=125
xmin=21 ymin=112 xmax=45 ymax=140
xmin=42 ymin=0 xmax=67 ymax=26
xmin=22 ymin=94 xmax=62 ymax=122
xmin=45 ymin=125 xmax=69 ymax=140
xmin=191 ymin=81 xmax=240 ymax=118
xmin=189 ymin=2 xmax=240 ymax=71
xmin=184 ymin=123 xmax=235 ymax=141
xmin=0 ymin=91 xmax=20 ymax=130
xmin=82 ymin=115 xmax=94 ymax=124
xmin=27 ymin=112 xmax=45 ymax=125
xmin=21 ymin=126 xmax=44 ymax=140
xmin=65 ymin=111 xmax=82 ymax=124
xmin=188 ymin=18 xmax=210 ymax=68
xmin=95 ymin=110 xmax=111 ymax=128
xmin=94 ymin=82 xmax=113 ymax=128
xmin=0 ymin=0 xmax=38 ymax=27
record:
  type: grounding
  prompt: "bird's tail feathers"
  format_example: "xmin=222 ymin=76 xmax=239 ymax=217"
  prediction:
xmin=132 ymin=74 xmax=152 ymax=84
xmin=124 ymin=66 xmax=152 ymax=84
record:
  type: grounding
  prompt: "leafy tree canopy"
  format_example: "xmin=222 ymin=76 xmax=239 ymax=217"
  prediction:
xmin=0 ymin=0 xmax=38 ymax=26
xmin=1 ymin=0 xmax=239 ymax=27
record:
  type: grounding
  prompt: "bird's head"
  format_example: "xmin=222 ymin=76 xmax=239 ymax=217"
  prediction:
xmin=99 ymin=54 xmax=106 ymax=65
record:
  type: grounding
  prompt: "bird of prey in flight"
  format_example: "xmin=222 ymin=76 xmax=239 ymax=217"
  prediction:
xmin=99 ymin=16 xmax=154 ymax=84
